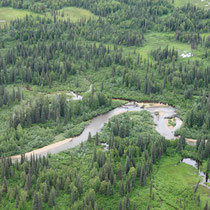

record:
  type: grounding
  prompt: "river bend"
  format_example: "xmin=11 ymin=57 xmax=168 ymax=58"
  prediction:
xmin=11 ymin=102 xmax=182 ymax=161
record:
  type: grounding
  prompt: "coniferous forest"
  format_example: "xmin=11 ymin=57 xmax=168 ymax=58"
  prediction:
xmin=0 ymin=0 xmax=209 ymax=209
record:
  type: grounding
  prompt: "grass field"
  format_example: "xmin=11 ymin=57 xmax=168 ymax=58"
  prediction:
xmin=55 ymin=7 xmax=97 ymax=22
xmin=0 ymin=7 xmax=38 ymax=26
xmin=173 ymin=0 xmax=210 ymax=9
xmin=0 ymin=6 xmax=97 ymax=27
xmin=134 ymin=32 xmax=209 ymax=67
xmin=138 ymin=32 xmax=192 ymax=60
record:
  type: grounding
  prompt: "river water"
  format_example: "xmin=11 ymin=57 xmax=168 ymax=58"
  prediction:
xmin=11 ymin=102 xmax=183 ymax=161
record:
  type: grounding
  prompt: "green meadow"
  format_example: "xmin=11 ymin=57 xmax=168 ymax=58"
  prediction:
xmin=0 ymin=6 xmax=97 ymax=26
xmin=0 ymin=7 xmax=39 ymax=26
xmin=173 ymin=0 xmax=210 ymax=9
xmin=55 ymin=7 xmax=97 ymax=22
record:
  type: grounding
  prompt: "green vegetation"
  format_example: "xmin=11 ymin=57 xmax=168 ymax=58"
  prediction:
xmin=0 ymin=7 xmax=37 ymax=26
xmin=0 ymin=6 xmax=96 ymax=27
xmin=0 ymin=0 xmax=209 ymax=209
xmin=0 ymin=90 xmax=124 ymax=156
xmin=176 ymin=93 xmax=210 ymax=139
xmin=168 ymin=118 xmax=176 ymax=127
xmin=138 ymin=32 xmax=191 ymax=60
xmin=55 ymin=7 xmax=97 ymax=22
xmin=0 ymin=112 xmax=209 ymax=209
xmin=173 ymin=0 xmax=210 ymax=10
xmin=152 ymin=155 xmax=209 ymax=209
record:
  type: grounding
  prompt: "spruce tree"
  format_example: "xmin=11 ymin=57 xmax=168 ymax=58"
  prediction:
xmin=32 ymin=193 xmax=39 ymax=210
xmin=95 ymin=132 xmax=99 ymax=145
xmin=48 ymin=187 xmax=55 ymax=207
xmin=2 ymin=176 xmax=7 ymax=193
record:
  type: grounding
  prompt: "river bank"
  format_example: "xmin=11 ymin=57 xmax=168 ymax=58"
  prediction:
xmin=10 ymin=101 xmax=185 ymax=162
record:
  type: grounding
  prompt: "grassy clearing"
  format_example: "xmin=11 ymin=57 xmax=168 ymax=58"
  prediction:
xmin=138 ymin=32 xmax=200 ymax=61
xmin=54 ymin=7 xmax=97 ymax=22
xmin=172 ymin=0 xmax=210 ymax=9
xmin=139 ymin=32 xmax=178 ymax=60
xmin=0 ymin=6 xmax=97 ymax=26
xmin=94 ymin=31 xmax=207 ymax=63
xmin=127 ymin=32 xmax=210 ymax=69
xmin=0 ymin=7 xmax=40 ymax=26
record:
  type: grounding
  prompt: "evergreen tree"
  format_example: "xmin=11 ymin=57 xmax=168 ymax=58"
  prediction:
xmin=48 ymin=187 xmax=55 ymax=207
xmin=2 ymin=177 xmax=7 ymax=193
xmin=32 ymin=193 xmax=39 ymax=210
xmin=88 ymin=132 xmax=92 ymax=142
xmin=43 ymin=183 xmax=49 ymax=203
xmin=95 ymin=132 xmax=99 ymax=146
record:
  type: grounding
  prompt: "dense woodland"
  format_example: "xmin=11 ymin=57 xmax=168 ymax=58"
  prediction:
xmin=185 ymin=92 xmax=210 ymax=130
xmin=9 ymin=92 xmax=111 ymax=129
xmin=0 ymin=16 xmax=209 ymax=96
xmin=0 ymin=0 xmax=209 ymax=209
xmin=0 ymin=86 xmax=23 ymax=107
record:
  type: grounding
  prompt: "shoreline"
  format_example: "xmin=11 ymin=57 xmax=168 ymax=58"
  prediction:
xmin=11 ymin=137 xmax=73 ymax=162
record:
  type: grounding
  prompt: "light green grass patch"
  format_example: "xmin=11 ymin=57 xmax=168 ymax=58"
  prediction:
xmin=137 ymin=32 xmax=192 ymax=60
xmin=54 ymin=7 xmax=97 ymax=22
xmin=0 ymin=6 xmax=97 ymax=26
xmin=134 ymin=32 xmax=209 ymax=65
xmin=0 ymin=7 xmax=40 ymax=26
xmin=172 ymin=0 xmax=210 ymax=9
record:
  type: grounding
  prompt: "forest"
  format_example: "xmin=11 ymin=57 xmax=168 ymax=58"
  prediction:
xmin=0 ymin=0 xmax=209 ymax=209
